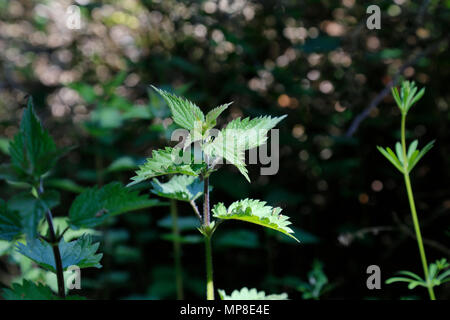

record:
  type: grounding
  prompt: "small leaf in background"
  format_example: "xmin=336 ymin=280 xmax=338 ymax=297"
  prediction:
xmin=218 ymin=287 xmax=288 ymax=300
xmin=69 ymin=82 xmax=97 ymax=104
xmin=0 ymin=199 xmax=22 ymax=241
xmin=212 ymin=199 xmax=298 ymax=242
xmin=299 ymin=36 xmax=340 ymax=53
xmin=157 ymin=215 xmax=200 ymax=232
xmin=16 ymin=234 xmax=102 ymax=272
xmin=8 ymin=98 xmax=70 ymax=181
xmin=45 ymin=178 xmax=86 ymax=193
xmin=160 ymin=233 xmax=203 ymax=244
xmin=0 ymin=137 xmax=9 ymax=155
xmin=2 ymin=280 xmax=57 ymax=300
xmin=8 ymin=190 xmax=60 ymax=238
xmin=39 ymin=217 xmax=98 ymax=242
xmin=151 ymin=175 xmax=204 ymax=202
xmin=69 ymin=182 xmax=163 ymax=229
xmin=214 ymin=229 xmax=259 ymax=249
xmin=106 ymin=156 xmax=139 ymax=173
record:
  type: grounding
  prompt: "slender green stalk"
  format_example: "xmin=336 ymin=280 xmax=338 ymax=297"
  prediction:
xmin=203 ymin=176 xmax=214 ymax=300
xmin=170 ymin=199 xmax=184 ymax=300
xmin=205 ymin=235 xmax=214 ymax=300
xmin=400 ymin=114 xmax=435 ymax=300
xmin=203 ymin=176 xmax=210 ymax=225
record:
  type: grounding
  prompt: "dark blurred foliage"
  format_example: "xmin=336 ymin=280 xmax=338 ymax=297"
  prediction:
xmin=0 ymin=0 xmax=449 ymax=299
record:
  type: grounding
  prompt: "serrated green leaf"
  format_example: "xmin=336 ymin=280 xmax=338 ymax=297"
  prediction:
xmin=2 ymin=280 xmax=57 ymax=300
xmin=8 ymin=98 xmax=69 ymax=181
xmin=128 ymin=147 xmax=205 ymax=186
xmin=151 ymin=85 xmax=205 ymax=130
xmin=0 ymin=199 xmax=22 ymax=241
xmin=212 ymin=199 xmax=298 ymax=241
xmin=205 ymin=102 xmax=232 ymax=129
xmin=16 ymin=234 xmax=102 ymax=272
xmin=151 ymin=175 xmax=204 ymax=202
xmin=218 ymin=287 xmax=288 ymax=300
xmin=69 ymin=182 xmax=163 ymax=229
xmin=204 ymin=115 xmax=286 ymax=182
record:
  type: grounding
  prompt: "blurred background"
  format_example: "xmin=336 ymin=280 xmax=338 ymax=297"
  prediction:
xmin=0 ymin=0 xmax=449 ymax=299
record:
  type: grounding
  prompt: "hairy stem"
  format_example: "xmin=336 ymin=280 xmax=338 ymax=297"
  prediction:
xmin=205 ymin=235 xmax=214 ymax=300
xmin=170 ymin=199 xmax=184 ymax=300
xmin=38 ymin=181 xmax=65 ymax=298
xmin=400 ymin=114 xmax=435 ymax=300
xmin=45 ymin=209 xmax=65 ymax=298
xmin=203 ymin=177 xmax=210 ymax=225
xmin=203 ymin=176 xmax=214 ymax=300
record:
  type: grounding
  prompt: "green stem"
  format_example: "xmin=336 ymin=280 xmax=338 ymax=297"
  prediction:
xmin=170 ymin=199 xmax=184 ymax=300
xmin=38 ymin=181 xmax=65 ymax=298
xmin=400 ymin=114 xmax=436 ymax=300
xmin=203 ymin=176 xmax=214 ymax=300
xmin=205 ymin=235 xmax=214 ymax=300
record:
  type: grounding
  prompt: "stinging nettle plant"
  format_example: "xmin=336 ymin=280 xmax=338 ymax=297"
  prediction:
xmin=377 ymin=81 xmax=450 ymax=300
xmin=0 ymin=98 xmax=162 ymax=299
xmin=128 ymin=86 xmax=298 ymax=300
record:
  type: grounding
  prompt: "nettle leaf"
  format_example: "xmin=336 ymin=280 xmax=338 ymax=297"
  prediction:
xmin=218 ymin=287 xmax=288 ymax=300
xmin=151 ymin=85 xmax=204 ymax=130
xmin=204 ymin=115 xmax=286 ymax=182
xmin=8 ymin=98 xmax=69 ymax=181
xmin=16 ymin=234 xmax=102 ymax=273
xmin=128 ymin=147 xmax=205 ymax=186
xmin=212 ymin=199 xmax=298 ymax=242
xmin=0 ymin=199 xmax=22 ymax=241
xmin=2 ymin=280 xmax=57 ymax=300
xmin=69 ymin=182 xmax=162 ymax=229
xmin=205 ymin=102 xmax=232 ymax=129
xmin=8 ymin=190 xmax=60 ymax=238
xmin=151 ymin=175 xmax=204 ymax=202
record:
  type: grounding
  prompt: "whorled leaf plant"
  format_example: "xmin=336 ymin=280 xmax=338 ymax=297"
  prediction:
xmin=377 ymin=81 xmax=447 ymax=300
xmin=0 ymin=98 xmax=162 ymax=299
xmin=128 ymin=86 xmax=298 ymax=300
